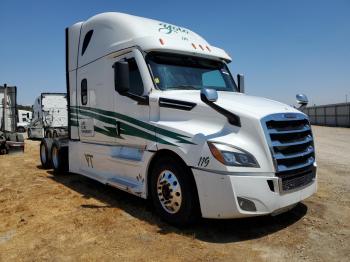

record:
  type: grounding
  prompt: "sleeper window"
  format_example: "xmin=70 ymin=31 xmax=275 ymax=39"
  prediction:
xmin=81 ymin=30 xmax=93 ymax=56
xmin=81 ymin=79 xmax=88 ymax=105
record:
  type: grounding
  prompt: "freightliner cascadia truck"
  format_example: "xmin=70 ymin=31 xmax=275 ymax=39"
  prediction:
xmin=40 ymin=12 xmax=317 ymax=225
xmin=28 ymin=93 xmax=68 ymax=139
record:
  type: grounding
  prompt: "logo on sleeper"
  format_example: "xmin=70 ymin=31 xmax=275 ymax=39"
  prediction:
xmin=80 ymin=119 xmax=94 ymax=136
xmin=158 ymin=23 xmax=189 ymax=35
xmin=81 ymin=121 xmax=87 ymax=130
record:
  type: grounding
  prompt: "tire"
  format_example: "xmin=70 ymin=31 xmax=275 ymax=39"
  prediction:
xmin=0 ymin=142 xmax=8 ymax=155
xmin=51 ymin=142 xmax=68 ymax=173
xmin=40 ymin=139 xmax=52 ymax=168
xmin=53 ymin=130 xmax=58 ymax=138
xmin=17 ymin=127 xmax=25 ymax=133
xmin=150 ymin=156 xmax=199 ymax=226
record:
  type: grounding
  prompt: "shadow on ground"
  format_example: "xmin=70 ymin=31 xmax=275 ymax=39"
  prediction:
xmin=47 ymin=170 xmax=307 ymax=244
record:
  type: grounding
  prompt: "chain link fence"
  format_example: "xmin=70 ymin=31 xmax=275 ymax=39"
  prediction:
xmin=302 ymin=103 xmax=350 ymax=127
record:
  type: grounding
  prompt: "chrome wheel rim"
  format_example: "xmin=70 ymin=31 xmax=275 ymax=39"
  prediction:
xmin=52 ymin=146 xmax=59 ymax=169
xmin=157 ymin=170 xmax=182 ymax=214
xmin=40 ymin=144 xmax=46 ymax=163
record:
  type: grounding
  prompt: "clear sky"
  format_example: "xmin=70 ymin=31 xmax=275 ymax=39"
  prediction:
xmin=1 ymin=0 xmax=349 ymax=106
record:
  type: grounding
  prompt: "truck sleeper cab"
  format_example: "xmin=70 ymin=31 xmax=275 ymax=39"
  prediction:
xmin=40 ymin=12 xmax=317 ymax=225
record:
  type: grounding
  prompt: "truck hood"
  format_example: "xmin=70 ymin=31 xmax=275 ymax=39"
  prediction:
xmin=154 ymin=90 xmax=303 ymax=172
xmin=156 ymin=90 xmax=301 ymax=119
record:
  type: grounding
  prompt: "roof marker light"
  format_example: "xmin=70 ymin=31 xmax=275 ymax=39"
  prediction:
xmin=159 ymin=38 xmax=165 ymax=45
xmin=206 ymin=45 xmax=211 ymax=52
xmin=199 ymin=44 xmax=204 ymax=51
xmin=191 ymin=43 xmax=197 ymax=49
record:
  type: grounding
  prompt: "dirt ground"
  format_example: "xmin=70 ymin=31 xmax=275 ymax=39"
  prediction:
xmin=0 ymin=126 xmax=349 ymax=261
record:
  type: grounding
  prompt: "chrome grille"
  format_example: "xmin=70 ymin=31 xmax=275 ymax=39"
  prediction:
xmin=264 ymin=113 xmax=316 ymax=191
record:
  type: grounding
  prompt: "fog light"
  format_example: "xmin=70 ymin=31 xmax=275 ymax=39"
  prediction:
xmin=237 ymin=197 xmax=257 ymax=212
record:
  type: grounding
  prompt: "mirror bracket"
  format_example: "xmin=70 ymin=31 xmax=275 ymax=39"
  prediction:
xmin=200 ymin=89 xmax=241 ymax=127
xmin=125 ymin=92 xmax=149 ymax=105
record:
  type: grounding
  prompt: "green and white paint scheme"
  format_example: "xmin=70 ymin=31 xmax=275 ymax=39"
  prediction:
xmin=64 ymin=12 xmax=316 ymax=220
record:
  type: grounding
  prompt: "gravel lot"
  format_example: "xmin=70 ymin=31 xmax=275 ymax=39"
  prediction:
xmin=0 ymin=126 xmax=349 ymax=261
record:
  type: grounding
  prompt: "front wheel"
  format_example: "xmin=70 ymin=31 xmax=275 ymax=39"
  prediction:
xmin=150 ymin=156 xmax=199 ymax=226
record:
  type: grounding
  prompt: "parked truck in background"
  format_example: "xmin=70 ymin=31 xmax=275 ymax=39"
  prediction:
xmin=28 ymin=93 xmax=68 ymax=139
xmin=0 ymin=84 xmax=24 ymax=154
xmin=17 ymin=109 xmax=33 ymax=133
xmin=40 ymin=12 xmax=317 ymax=225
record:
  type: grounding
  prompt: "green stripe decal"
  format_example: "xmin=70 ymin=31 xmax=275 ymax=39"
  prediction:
xmin=70 ymin=106 xmax=194 ymax=145
xmin=70 ymin=109 xmax=179 ymax=146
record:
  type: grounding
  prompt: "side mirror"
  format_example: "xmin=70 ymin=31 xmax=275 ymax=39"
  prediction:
xmin=296 ymin=94 xmax=308 ymax=108
xmin=237 ymin=74 xmax=245 ymax=93
xmin=27 ymin=113 xmax=30 ymax=118
xmin=113 ymin=61 xmax=129 ymax=95
xmin=200 ymin=88 xmax=218 ymax=103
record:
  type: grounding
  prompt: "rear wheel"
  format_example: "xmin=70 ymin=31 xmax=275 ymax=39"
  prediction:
xmin=40 ymin=139 xmax=52 ymax=168
xmin=51 ymin=142 xmax=68 ymax=173
xmin=150 ymin=156 xmax=199 ymax=226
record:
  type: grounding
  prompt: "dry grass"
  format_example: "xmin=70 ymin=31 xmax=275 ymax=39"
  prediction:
xmin=0 ymin=126 xmax=349 ymax=261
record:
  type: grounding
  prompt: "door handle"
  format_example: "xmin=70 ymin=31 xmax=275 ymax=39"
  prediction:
xmin=116 ymin=121 xmax=121 ymax=137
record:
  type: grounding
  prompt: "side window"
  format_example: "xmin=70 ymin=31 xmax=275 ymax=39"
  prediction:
xmin=202 ymin=70 xmax=226 ymax=87
xmin=81 ymin=30 xmax=93 ymax=56
xmin=128 ymin=59 xmax=144 ymax=96
xmin=81 ymin=79 xmax=88 ymax=105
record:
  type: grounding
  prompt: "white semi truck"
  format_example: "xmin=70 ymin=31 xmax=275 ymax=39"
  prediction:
xmin=28 ymin=93 xmax=68 ymax=139
xmin=17 ymin=109 xmax=33 ymax=133
xmin=40 ymin=12 xmax=317 ymax=225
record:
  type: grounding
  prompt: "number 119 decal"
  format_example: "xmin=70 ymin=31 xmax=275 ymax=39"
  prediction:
xmin=198 ymin=156 xmax=210 ymax=167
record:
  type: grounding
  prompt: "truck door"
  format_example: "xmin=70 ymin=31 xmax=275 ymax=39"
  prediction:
xmin=113 ymin=51 xmax=152 ymax=153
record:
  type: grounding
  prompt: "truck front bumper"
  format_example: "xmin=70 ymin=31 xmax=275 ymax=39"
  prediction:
xmin=192 ymin=166 xmax=317 ymax=219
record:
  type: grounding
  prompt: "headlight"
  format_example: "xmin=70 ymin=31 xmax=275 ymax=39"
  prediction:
xmin=208 ymin=142 xmax=259 ymax=168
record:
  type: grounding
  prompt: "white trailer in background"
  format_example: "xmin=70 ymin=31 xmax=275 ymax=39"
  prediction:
xmin=28 ymin=93 xmax=68 ymax=139
xmin=0 ymin=84 xmax=24 ymax=154
xmin=40 ymin=13 xmax=317 ymax=225
xmin=17 ymin=109 xmax=32 ymax=133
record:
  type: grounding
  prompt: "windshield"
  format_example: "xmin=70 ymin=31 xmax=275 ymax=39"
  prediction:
xmin=147 ymin=52 xmax=238 ymax=92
